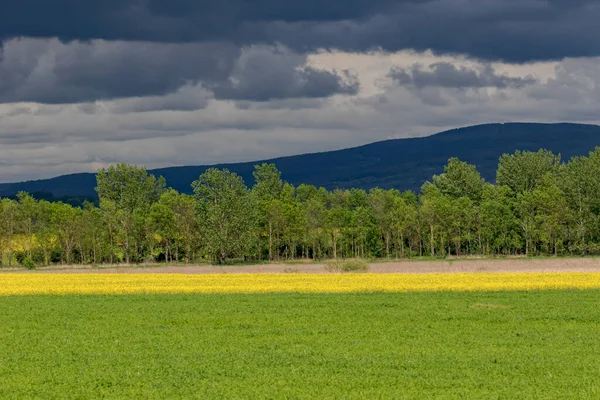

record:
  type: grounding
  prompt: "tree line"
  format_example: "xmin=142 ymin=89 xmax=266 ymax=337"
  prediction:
xmin=2 ymin=147 xmax=600 ymax=267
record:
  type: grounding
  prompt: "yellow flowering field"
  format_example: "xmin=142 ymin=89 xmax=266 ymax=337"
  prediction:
xmin=2 ymin=272 xmax=600 ymax=295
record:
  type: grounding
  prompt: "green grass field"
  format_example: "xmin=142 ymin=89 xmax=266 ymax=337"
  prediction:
xmin=2 ymin=291 xmax=600 ymax=398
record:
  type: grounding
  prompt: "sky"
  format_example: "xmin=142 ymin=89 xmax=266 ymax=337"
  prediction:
xmin=1 ymin=0 xmax=599 ymax=182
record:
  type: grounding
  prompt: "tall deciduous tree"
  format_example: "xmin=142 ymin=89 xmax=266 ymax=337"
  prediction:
xmin=433 ymin=158 xmax=485 ymax=203
xmin=559 ymin=148 xmax=600 ymax=253
xmin=252 ymin=163 xmax=283 ymax=261
xmin=497 ymin=149 xmax=561 ymax=194
xmin=370 ymin=188 xmax=397 ymax=258
xmin=480 ymin=184 xmax=519 ymax=255
xmin=96 ymin=164 xmax=165 ymax=263
xmin=532 ymin=173 xmax=569 ymax=256
xmin=193 ymin=169 xmax=256 ymax=264
xmin=0 ymin=198 xmax=18 ymax=266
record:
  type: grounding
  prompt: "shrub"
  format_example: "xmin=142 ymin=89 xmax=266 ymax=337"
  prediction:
xmin=22 ymin=257 xmax=36 ymax=270
xmin=325 ymin=259 xmax=369 ymax=273
xmin=14 ymin=251 xmax=26 ymax=266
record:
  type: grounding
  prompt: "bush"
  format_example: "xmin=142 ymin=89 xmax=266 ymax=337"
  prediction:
xmin=325 ymin=259 xmax=369 ymax=273
xmin=22 ymin=257 xmax=36 ymax=270
xmin=14 ymin=251 xmax=26 ymax=266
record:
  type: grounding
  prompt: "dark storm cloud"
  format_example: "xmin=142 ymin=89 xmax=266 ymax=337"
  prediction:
xmin=0 ymin=39 xmax=355 ymax=104
xmin=1 ymin=0 xmax=598 ymax=62
xmin=390 ymin=62 xmax=537 ymax=89
xmin=0 ymin=38 xmax=238 ymax=103
xmin=0 ymin=0 xmax=400 ymax=40
xmin=211 ymin=46 xmax=358 ymax=101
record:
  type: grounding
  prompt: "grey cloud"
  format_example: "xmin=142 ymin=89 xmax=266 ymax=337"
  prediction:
xmin=526 ymin=58 xmax=600 ymax=104
xmin=211 ymin=46 xmax=359 ymax=101
xmin=1 ymin=0 xmax=599 ymax=62
xmin=105 ymin=85 xmax=212 ymax=114
xmin=0 ymin=39 xmax=357 ymax=104
xmin=0 ymin=0 xmax=402 ymax=41
xmin=390 ymin=62 xmax=537 ymax=89
xmin=234 ymin=98 xmax=326 ymax=110
xmin=0 ymin=38 xmax=238 ymax=104
xmin=256 ymin=1 xmax=600 ymax=62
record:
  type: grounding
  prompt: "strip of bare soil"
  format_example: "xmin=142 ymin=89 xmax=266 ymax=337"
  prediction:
xmin=4 ymin=257 xmax=600 ymax=274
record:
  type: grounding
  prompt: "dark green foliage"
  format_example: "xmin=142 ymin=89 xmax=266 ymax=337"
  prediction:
xmin=496 ymin=149 xmax=561 ymax=194
xmin=2 ymin=291 xmax=600 ymax=398
xmin=193 ymin=169 xmax=257 ymax=263
xmin=433 ymin=157 xmax=485 ymax=203
xmin=22 ymin=256 xmax=35 ymax=270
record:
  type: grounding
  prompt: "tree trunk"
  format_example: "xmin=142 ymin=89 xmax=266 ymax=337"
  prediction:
xmin=65 ymin=244 xmax=71 ymax=265
xmin=385 ymin=232 xmax=390 ymax=258
xmin=79 ymin=244 xmax=84 ymax=264
xmin=332 ymin=231 xmax=337 ymax=260
xmin=268 ymin=222 xmax=273 ymax=261
xmin=430 ymin=225 xmax=435 ymax=257
xmin=401 ymin=233 xmax=405 ymax=258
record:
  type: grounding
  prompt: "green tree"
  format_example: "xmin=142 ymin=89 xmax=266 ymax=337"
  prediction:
xmin=391 ymin=196 xmax=416 ymax=258
xmin=370 ymin=189 xmax=397 ymax=258
xmin=16 ymin=192 xmax=39 ymax=258
xmin=0 ymin=199 xmax=18 ymax=266
xmin=252 ymin=164 xmax=284 ymax=260
xmin=516 ymin=190 xmax=538 ymax=256
xmin=497 ymin=149 xmax=561 ymax=194
xmin=449 ymin=196 xmax=474 ymax=256
xmin=150 ymin=191 xmax=179 ymax=262
xmin=95 ymin=164 xmax=166 ymax=263
xmin=559 ymin=148 xmax=600 ymax=253
xmin=532 ymin=173 xmax=569 ymax=256
xmin=420 ymin=183 xmax=444 ymax=257
xmin=192 ymin=169 xmax=256 ymax=264
xmin=35 ymin=200 xmax=57 ymax=266
xmin=303 ymin=196 xmax=327 ymax=259
xmin=52 ymin=202 xmax=83 ymax=265
xmin=81 ymin=202 xmax=105 ymax=264
xmin=480 ymin=184 xmax=519 ymax=255
xmin=433 ymin=158 xmax=485 ymax=203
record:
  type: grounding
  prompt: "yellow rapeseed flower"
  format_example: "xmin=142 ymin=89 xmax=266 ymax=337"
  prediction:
xmin=1 ymin=273 xmax=600 ymax=295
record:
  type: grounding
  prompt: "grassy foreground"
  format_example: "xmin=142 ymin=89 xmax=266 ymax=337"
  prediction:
xmin=1 ymin=291 xmax=600 ymax=398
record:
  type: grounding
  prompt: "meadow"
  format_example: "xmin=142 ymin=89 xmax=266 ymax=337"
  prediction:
xmin=2 ymin=276 xmax=600 ymax=398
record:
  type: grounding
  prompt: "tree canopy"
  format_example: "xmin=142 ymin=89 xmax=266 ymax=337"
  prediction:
xmin=3 ymin=147 xmax=600 ymax=267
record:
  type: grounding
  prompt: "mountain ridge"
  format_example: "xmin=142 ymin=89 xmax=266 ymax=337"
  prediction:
xmin=1 ymin=122 xmax=600 ymax=201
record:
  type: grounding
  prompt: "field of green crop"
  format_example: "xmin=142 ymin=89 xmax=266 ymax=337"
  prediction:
xmin=2 ymin=291 xmax=600 ymax=398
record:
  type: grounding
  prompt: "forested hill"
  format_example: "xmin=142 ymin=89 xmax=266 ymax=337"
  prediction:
xmin=2 ymin=122 xmax=600 ymax=201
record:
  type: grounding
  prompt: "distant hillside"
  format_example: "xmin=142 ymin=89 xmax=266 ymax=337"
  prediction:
xmin=2 ymin=122 xmax=600 ymax=201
